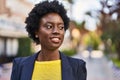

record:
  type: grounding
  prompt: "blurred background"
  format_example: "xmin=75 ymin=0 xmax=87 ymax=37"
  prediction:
xmin=0 ymin=0 xmax=120 ymax=80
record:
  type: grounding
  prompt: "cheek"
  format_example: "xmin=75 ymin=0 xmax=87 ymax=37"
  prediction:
xmin=61 ymin=33 xmax=65 ymax=41
xmin=62 ymin=31 xmax=65 ymax=37
xmin=38 ymin=30 xmax=50 ymax=41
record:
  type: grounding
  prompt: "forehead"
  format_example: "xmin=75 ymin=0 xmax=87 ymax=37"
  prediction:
xmin=40 ymin=13 xmax=64 ymax=23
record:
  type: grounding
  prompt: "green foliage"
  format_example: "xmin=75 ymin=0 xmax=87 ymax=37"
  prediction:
xmin=111 ymin=44 xmax=116 ymax=53
xmin=101 ymin=20 xmax=120 ymax=55
xmin=89 ymin=32 xmax=101 ymax=50
xmin=17 ymin=37 xmax=33 ymax=57
xmin=75 ymin=21 xmax=86 ymax=30
xmin=101 ymin=21 xmax=120 ymax=44
xmin=61 ymin=49 xmax=76 ymax=56
xmin=83 ymin=32 xmax=101 ymax=50
xmin=112 ymin=58 xmax=120 ymax=68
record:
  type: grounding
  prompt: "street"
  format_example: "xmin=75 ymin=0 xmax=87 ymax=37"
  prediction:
xmin=73 ymin=50 xmax=120 ymax=80
xmin=0 ymin=50 xmax=120 ymax=80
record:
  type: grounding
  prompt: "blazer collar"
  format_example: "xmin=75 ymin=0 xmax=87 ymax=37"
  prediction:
xmin=60 ymin=52 xmax=74 ymax=80
xmin=21 ymin=51 xmax=74 ymax=80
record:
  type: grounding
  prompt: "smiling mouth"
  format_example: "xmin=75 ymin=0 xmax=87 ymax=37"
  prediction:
xmin=50 ymin=37 xmax=60 ymax=43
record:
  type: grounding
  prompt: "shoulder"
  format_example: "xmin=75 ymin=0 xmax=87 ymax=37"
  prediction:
xmin=60 ymin=51 xmax=85 ymax=65
xmin=13 ymin=52 xmax=38 ymax=66
xmin=67 ymin=56 xmax=87 ymax=80
xmin=67 ymin=56 xmax=86 ymax=66
xmin=60 ymin=52 xmax=86 ymax=67
xmin=13 ymin=56 xmax=29 ymax=65
xmin=11 ymin=54 xmax=36 ymax=80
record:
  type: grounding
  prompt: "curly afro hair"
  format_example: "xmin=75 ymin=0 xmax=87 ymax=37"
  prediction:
xmin=25 ymin=0 xmax=70 ymax=44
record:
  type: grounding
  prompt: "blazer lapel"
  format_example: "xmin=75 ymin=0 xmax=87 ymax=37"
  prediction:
xmin=60 ymin=52 xmax=74 ymax=80
xmin=20 ymin=51 xmax=74 ymax=80
xmin=20 ymin=53 xmax=39 ymax=80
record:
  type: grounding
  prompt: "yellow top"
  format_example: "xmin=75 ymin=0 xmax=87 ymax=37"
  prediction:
xmin=32 ymin=60 xmax=61 ymax=80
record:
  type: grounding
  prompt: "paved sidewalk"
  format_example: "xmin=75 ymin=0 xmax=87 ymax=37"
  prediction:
xmin=111 ymin=62 xmax=120 ymax=80
xmin=73 ymin=53 xmax=114 ymax=80
xmin=0 ymin=52 xmax=120 ymax=80
xmin=0 ymin=63 xmax=12 ymax=80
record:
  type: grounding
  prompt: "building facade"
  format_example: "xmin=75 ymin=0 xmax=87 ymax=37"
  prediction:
xmin=0 ymin=0 xmax=33 ymax=62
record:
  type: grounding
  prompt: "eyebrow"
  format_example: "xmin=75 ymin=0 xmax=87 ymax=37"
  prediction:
xmin=46 ymin=22 xmax=64 ymax=25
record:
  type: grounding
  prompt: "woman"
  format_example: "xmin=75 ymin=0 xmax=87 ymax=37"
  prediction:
xmin=11 ymin=0 xmax=87 ymax=80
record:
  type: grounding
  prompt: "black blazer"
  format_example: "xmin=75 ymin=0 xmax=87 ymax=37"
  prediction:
xmin=11 ymin=51 xmax=87 ymax=80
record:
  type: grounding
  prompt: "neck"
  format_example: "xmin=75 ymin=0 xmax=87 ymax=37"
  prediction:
xmin=37 ymin=49 xmax=60 ymax=61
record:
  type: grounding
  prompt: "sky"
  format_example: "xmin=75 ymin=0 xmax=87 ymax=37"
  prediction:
xmin=27 ymin=0 xmax=101 ymax=31
xmin=72 ymin=0 xmax=101 ymax=21
xmin=71 ymin=0 xmax=101 ymax=31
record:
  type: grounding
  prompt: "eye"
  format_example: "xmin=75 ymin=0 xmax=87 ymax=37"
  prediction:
xmin=47 ymin=25 xmax=52 ymax=29
xmin=45 ymin=24 xmax=53 ymax=29
xmin=59 ymin=25 xmax=64 ymax=30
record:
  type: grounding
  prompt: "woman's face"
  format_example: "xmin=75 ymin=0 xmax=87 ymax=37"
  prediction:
xmin=37 ymin=13 xmax=65 ymax=50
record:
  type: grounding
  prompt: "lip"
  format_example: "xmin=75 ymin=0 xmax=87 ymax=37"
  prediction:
xmin=50 ymin=37 xmax=61 ymax=43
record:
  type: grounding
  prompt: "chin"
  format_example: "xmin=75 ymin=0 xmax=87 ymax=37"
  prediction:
xmin=49 ymin=45 xmax=61 ymax=50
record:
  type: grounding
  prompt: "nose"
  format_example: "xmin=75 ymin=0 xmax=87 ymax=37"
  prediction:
xmin=52 ymin=27 xmax=60 ymax=34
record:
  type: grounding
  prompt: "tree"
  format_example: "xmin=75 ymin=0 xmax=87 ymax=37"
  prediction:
xmin=85 ymin=0 xmax=120 ymax=60
xmin=99 ymin=0 xmax=120 ymax=59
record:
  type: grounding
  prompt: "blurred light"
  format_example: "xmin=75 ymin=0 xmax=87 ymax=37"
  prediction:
xmin=111 ymin=13 xmax=118 ymax=20
xmin=85 ymin=16 xmax=97 ymax=31
xmin=72 ymin=0 xmax=101 ymax=22
xmin=91 ymin=50 xmax=104 ymax=58
xmin=107 ymin=38 xmax=112 ymax=46
xmin=82 ymin=50 xmax=89 ymax=58
xmin=103 ymin=7 xmax=110 ymax=14
xmin=98 ymin=43 xmax=105 ymax=51
xmin=71 ymin=28 xmax=80 ymax=39
xmin=108 ymin=0 xmax=116 ymax=6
